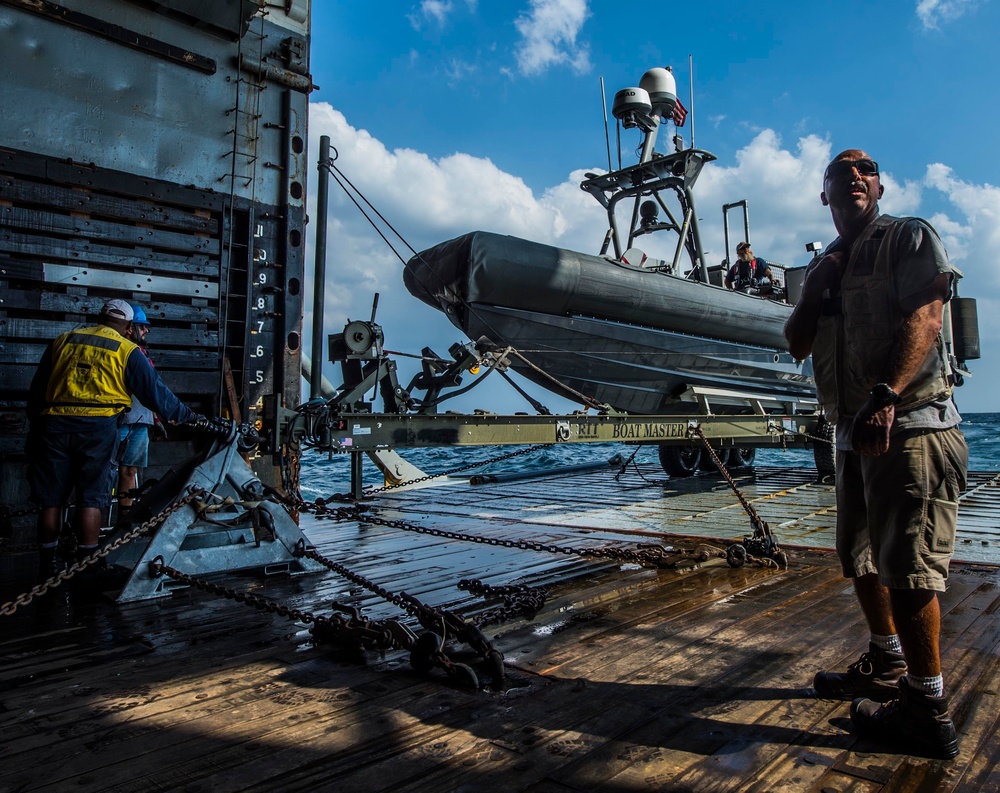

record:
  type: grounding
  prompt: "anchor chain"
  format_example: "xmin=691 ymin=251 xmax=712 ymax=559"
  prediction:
xmin=690 ymin=426 xmax=788 ymax=568
xmin=613 ymin=447 xmax=662 ymax=485
xmin=357 ymin=509 xmax=722 ymax=568
xmin=0 ymin=503 xmax=42 ymax=520
xmin=146 ymin=553 xmax=517 ymax=690
xmin=458 ymin=578 xmax=549 ymax=628
xmin=0 ymin=488 xmax=207 ymax=617
xmin=769 ymin=421 xmax=836 ymax=446
xmin=298 ymin=497 xmax=725 ymax=570
xmin=0 ymin=540 xmax=42 ymax=555
xmin=293 ymin=541 xmax=506 ymax=689
xmin=146 ymin=558 xmax=407 ymax=654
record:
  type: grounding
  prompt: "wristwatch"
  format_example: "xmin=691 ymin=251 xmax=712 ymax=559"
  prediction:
xmin=870 ymin=383 xmax=901 ymax=409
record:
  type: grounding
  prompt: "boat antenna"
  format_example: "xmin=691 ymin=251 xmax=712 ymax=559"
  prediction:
xmin=688 ymin=54 xmax=695 ymax=150
xmin=600 ymin=77 xmax=613 ymax=173
xmin=615 ymin=118 xmax=622 ymax=170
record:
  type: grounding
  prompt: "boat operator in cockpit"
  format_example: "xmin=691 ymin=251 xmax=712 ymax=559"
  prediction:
xmin=724 ymin=241 xmax=774 ymax=292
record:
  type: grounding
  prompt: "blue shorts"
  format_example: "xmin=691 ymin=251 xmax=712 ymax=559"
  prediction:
xmin=28 ymin=426 xmax=118 ymax=509
xmin=118 ymin=424 xmax=151 ymax=467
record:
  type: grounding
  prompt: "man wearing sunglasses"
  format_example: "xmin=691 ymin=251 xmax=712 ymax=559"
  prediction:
xmin=784 ymin=149 xmax=966 ymax=759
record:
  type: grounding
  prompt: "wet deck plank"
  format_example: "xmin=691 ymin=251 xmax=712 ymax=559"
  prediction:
xmin=1 ymin=465 xmax=999 ymax=792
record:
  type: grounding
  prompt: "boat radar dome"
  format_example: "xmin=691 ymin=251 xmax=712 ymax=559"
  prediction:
xmin=612 ymin=87 xmax=652 ymax=129
xmin=639 ymin=67 xmax=677 ymax=119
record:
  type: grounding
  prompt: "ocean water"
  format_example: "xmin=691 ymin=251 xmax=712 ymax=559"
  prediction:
xmin=298 ymin=412 xmax=1000 ymax=500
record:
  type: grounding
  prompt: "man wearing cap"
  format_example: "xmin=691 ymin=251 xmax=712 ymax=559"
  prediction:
xmin=724 ymin=242 xmax=774 ymax=291
xmin=27 ymin=298 xmax=197 ymax=581
xmin=115 ymin=304 xmax=158 ymax=514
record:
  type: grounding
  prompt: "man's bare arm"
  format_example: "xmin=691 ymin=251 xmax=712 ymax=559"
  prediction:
xmin=851 ymin=273 xmax=949 ymax=456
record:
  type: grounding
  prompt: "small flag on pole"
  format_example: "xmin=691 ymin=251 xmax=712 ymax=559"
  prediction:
xmin=672 ymin=99 xmax=688 ymax=127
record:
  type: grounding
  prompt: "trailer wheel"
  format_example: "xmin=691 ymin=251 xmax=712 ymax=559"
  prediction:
xmin=697 ymin=446 xmax=729 ymax=472
xmin=813 ymin=416 xmax=836 ymax=479
xmin=658 ymin=444 xmax=702 ymax=477
xmin=730 ymin=448 xmax=756 ymax=469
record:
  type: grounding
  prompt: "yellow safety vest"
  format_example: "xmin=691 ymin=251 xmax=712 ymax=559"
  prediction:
xmin=41 ymin=325 xmax=138 ymax=417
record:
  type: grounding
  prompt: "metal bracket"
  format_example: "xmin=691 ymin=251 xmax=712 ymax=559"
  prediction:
xmin=103 ymin=431 xmax=324 ymax=601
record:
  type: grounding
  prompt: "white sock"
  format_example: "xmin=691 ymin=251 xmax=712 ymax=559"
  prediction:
xmin=906 ymin=674 xmax=944 ymax=697
xmin=870 ymin=633 xmax=902 ymax=653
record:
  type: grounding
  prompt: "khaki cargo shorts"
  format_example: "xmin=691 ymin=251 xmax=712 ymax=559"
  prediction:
xmin=835 ymin=426 xmax=968 ymax=591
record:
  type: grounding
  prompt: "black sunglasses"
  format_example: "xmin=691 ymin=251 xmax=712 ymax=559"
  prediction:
xmin=825 ymin=158 xmax=879 ymax=179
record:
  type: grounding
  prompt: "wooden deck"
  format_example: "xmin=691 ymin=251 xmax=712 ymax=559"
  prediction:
xmin=2 ymin=464 xmax=999 ymax=792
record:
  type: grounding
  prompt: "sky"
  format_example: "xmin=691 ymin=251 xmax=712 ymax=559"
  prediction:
xmin=301 ymin=0 xmax=1000 ymax=415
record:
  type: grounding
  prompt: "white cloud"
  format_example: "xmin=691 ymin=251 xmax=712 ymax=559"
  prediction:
xmin=924 ymin=163 xmax=1000 ymax=285
xmin=693 ymin=130 xmax=835 ymax=265
xmin=414 ymin=0 xmax=453 ymax=27
xmin=916 ymin=0 xmax=982 ymax=29
xmin=513 ymin=0 xmax=591 ymax=76
xmin=443 ymin=58 xmax=478 ymax=83
xmin=305 ymin=103 xmax=998 ymax=412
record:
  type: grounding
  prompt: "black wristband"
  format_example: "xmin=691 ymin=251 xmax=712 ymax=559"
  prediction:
xmin=870 ymin=383 xmax=901 ymax=408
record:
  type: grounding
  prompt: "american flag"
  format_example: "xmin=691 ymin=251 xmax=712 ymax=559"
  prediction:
xmin=672 ymin=99 xmax=688 ymax=127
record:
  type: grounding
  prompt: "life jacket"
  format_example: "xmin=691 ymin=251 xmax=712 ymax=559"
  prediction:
xmin=41 ymin=325 xmax=138 ymax=417
xmin=811 ymin=215 xmax=952 ymax=422
xmin=732 ymin=257 xmax=765 ymax=288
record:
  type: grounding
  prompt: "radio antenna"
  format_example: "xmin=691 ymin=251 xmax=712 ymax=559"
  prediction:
xmin=600 ymin=77 xmax=612 ymax=173
xmin=688 ymin=54 xmax=696 ymax=150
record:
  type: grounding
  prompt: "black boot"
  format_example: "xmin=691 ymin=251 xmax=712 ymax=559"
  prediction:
xmin=71 ymin=546 xmax=125 ymax=595
xmin=36 ymin=545 xmax=63 ymax=584
xmin=814 ymin=642 xmax=907 ymax=700
xmin=850 ymin=676 xmax=959 ymax=759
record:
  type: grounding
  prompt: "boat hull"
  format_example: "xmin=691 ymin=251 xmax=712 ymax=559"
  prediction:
xmin=465 ymin=303 xmax=813 ymax=414
xmin=405 ymin=231 xmax=814 ymax=414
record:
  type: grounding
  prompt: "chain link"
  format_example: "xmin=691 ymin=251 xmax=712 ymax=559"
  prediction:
xmin=296 ymin=541 xmax=417 ymax=616
xmin=690 ymin=426 xmax=787 ymax=567
xmin=691 ymin=427 xmax=765 ymax=528
xmin=0 ymin=488 xmax=207 ymax=617
xmin=0 ymin=541 xmax=40 ymax=555
xmin=458 ymin=578 xmax=549 ymax=628
xmin=297 ymin=496 xmax=725 ymax=570
xmin=770 ymin=422 xmax=835 ymax=446
xmin=0 ymin=504 xmax=41 ymax=520
xmin=148 ymin=560 xmax=414 ymax=652
xmin=293 ymin=542 xmax=507 ymax=687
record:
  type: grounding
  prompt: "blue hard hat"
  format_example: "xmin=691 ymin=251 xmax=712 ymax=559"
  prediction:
xmin=131 ymin=304 xmax=151 ymax=326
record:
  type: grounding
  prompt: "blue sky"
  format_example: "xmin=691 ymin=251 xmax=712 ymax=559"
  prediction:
xmin=303 ymin=0 xmax=999 ymax=414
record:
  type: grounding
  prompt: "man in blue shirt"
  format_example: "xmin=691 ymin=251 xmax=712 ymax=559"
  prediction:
xmin=116 ymin=304 xmax=158 ymax=514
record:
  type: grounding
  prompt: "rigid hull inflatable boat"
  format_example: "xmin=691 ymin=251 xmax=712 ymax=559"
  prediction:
xmin=405 ymin=67 xmax=814 ymax=415
xmin=404 ymin=229 xmax=813 ymax=414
